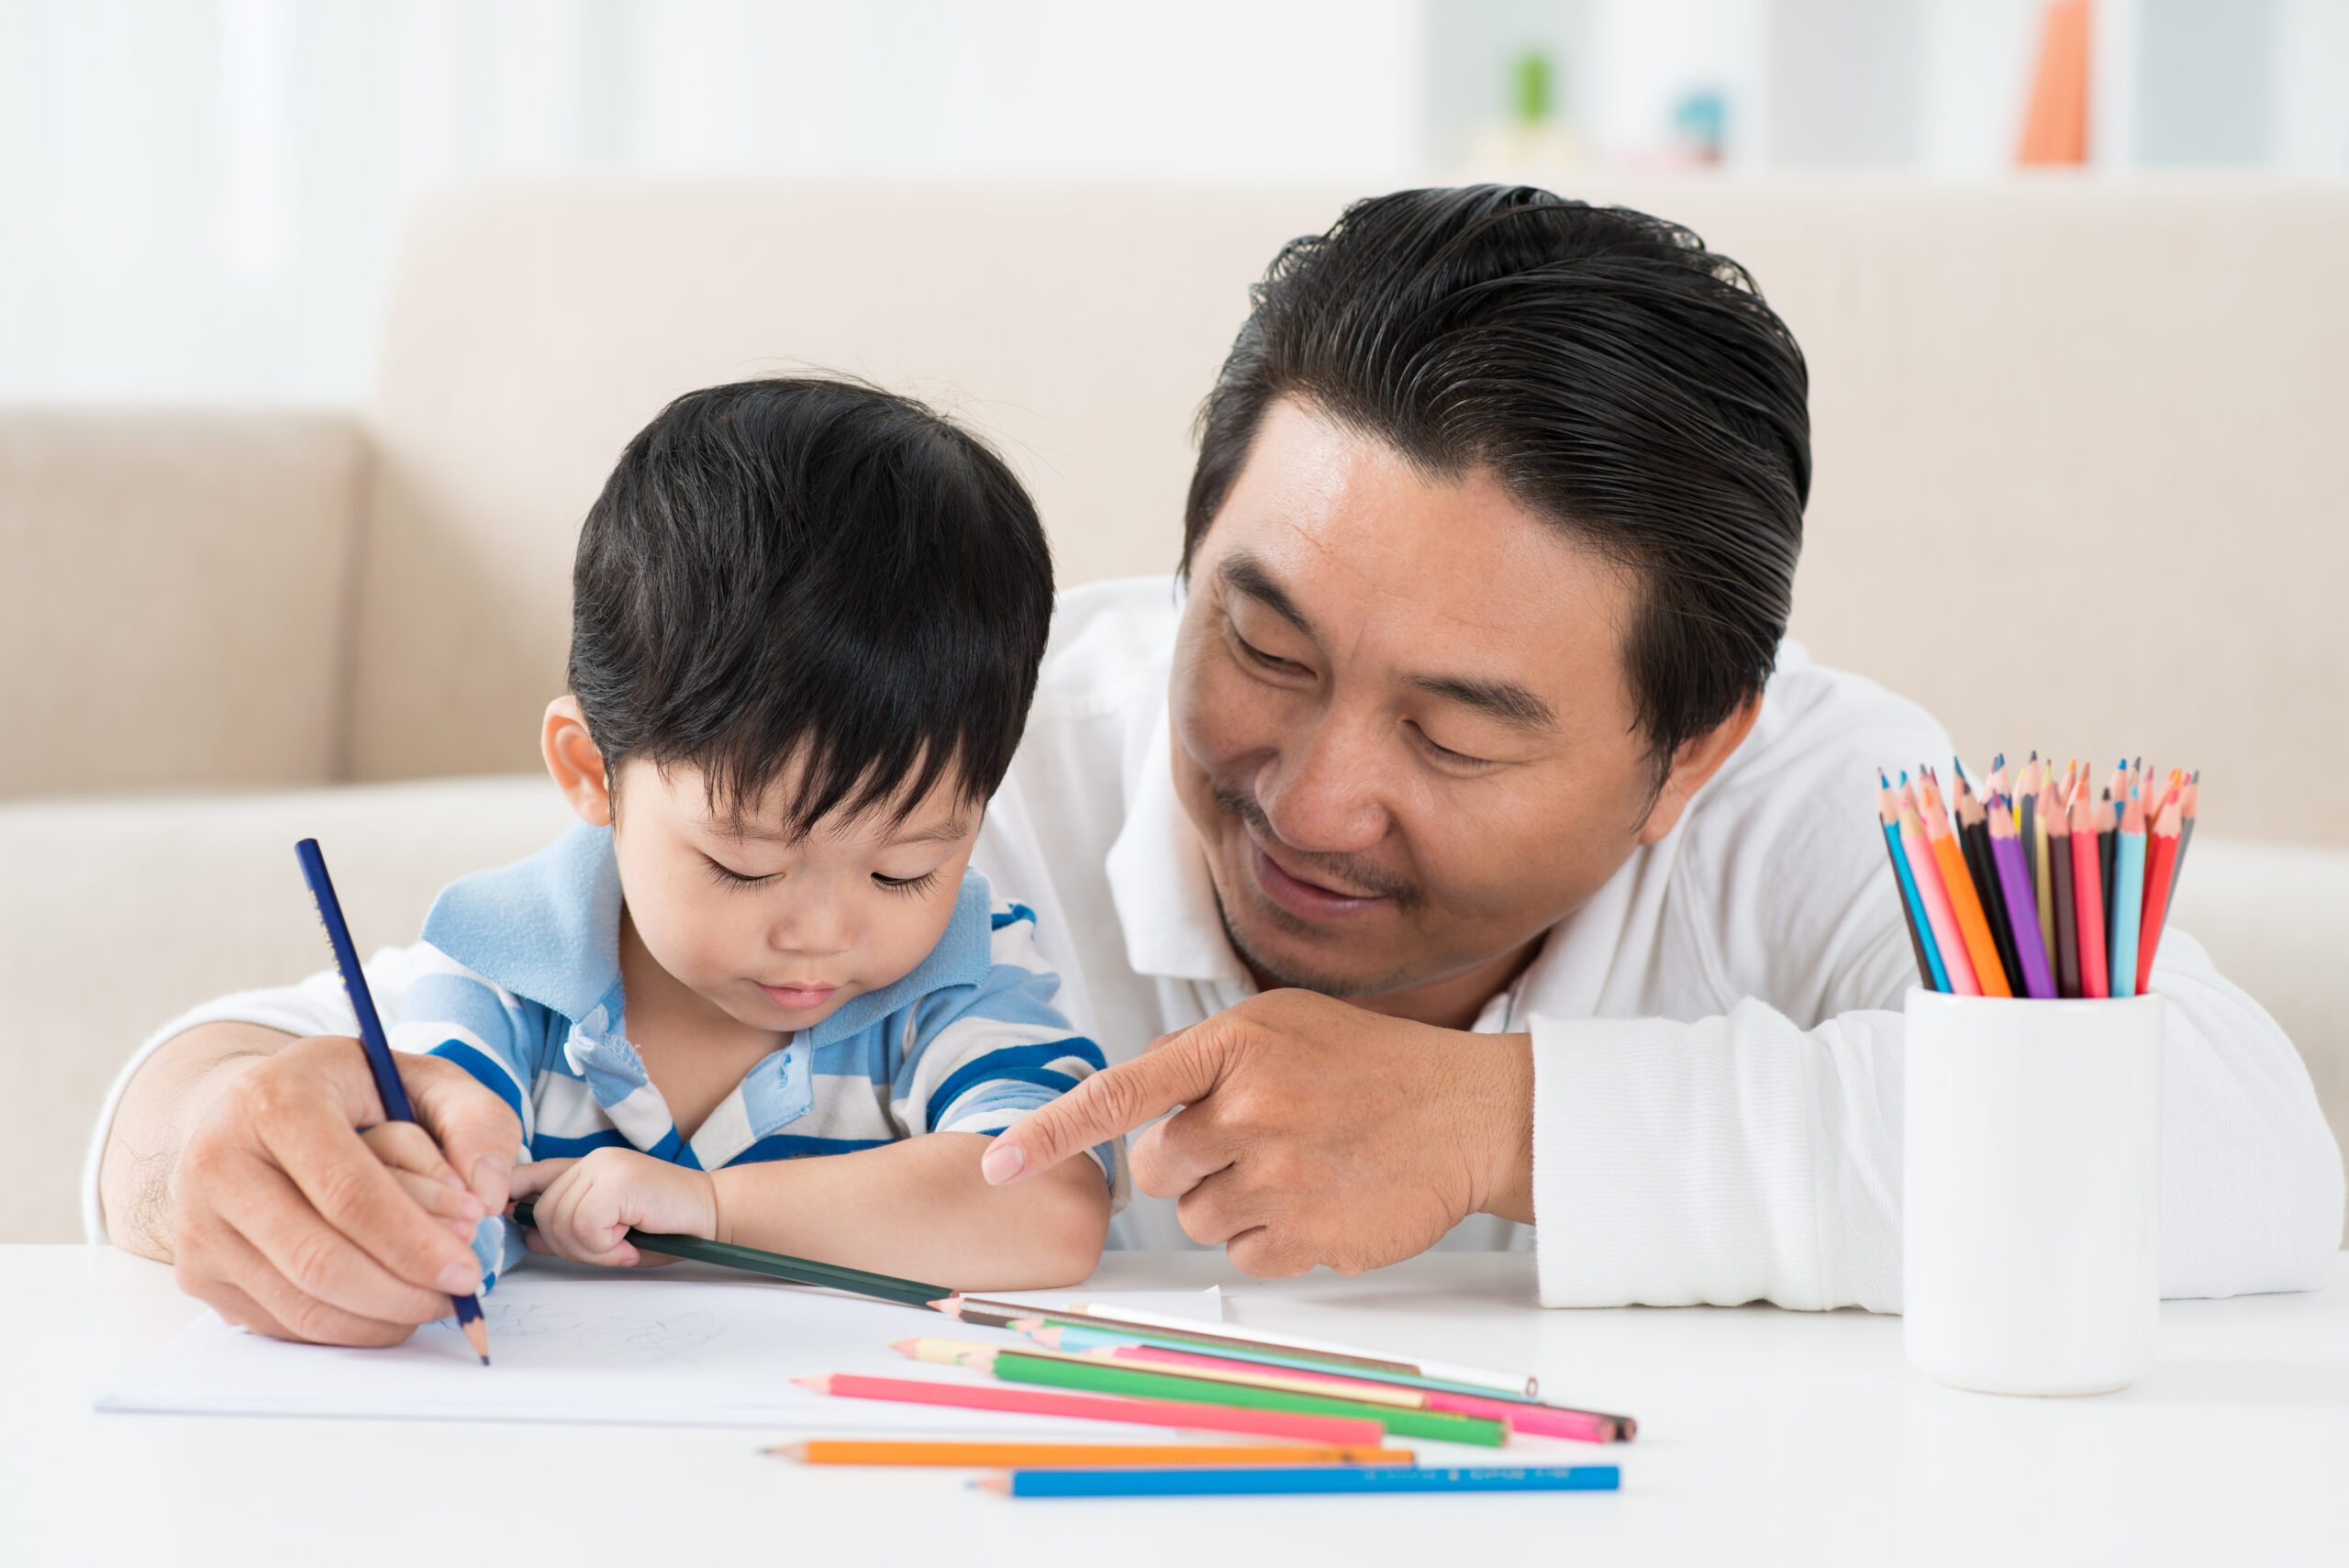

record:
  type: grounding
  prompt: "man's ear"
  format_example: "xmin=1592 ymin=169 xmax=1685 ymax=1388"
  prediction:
xmin=1636 ymin=695 xmax=1763 ymax=847
xmin=542 ymin=695 xmax=614 ymax=827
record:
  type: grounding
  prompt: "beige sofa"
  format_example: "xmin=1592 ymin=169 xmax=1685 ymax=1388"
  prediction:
xmin=5 ymin=176 xmax=2344 ymax=1245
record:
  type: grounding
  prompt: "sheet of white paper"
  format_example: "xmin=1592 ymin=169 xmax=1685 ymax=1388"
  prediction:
xmin=97 ymin=1266 xmax=1224 ymax=1431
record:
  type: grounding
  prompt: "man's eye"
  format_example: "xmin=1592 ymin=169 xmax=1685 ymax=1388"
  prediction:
xmin=1413 ymin=727 xmax=1492 ymax=768
xmin=1236 ymin=634 xmax=1299 ymax=673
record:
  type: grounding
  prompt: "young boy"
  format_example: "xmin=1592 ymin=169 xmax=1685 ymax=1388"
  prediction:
xmin=372 ymin=378 xmax=1120 ymax=1294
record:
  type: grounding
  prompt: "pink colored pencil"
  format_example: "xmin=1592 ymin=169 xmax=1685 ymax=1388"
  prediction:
xmin=1897 ymin=788 xmax=1978 ymax=995
xmin=791 ymin=1373 xmax=1386 ymax=1445
xmin=2069 ymin=784 xmax=2110 ymax=999
xmin=1098 ymin=1344 xmax=1621 ymax=1443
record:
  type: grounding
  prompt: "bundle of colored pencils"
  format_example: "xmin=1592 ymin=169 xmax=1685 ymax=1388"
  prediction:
xmin=1876 ymin=755 xmax=2197 ymax=1001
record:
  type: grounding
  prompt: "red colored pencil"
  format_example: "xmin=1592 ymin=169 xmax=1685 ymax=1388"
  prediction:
xmin=2135 ymin=795 xmax=2184 ymax=994
xmin=790 ymin=1373 xmax=1386 ymax=1445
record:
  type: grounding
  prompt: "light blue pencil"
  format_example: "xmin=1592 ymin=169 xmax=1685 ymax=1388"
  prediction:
xmin=977 ymin=1464 xmax=1623 ymax=1498
xmin=2110 ymin=805 xmax=2146 ymax=999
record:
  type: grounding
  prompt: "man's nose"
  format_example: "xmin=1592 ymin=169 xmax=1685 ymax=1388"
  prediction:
xmin=1255 ymin=711 xmax=1389 ymax=855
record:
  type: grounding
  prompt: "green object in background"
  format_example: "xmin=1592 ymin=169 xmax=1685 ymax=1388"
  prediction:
xmin=986 ymin=1351 xmax=1508 ymax=1446
xmin=1514 ymin=49 xmax=1553 ymax=127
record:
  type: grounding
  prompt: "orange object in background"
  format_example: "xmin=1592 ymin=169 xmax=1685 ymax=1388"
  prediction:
xmin=2019 ymin=1 xmax=2092 ymax=165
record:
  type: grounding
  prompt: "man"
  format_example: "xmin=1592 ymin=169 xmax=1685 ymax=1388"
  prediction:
xmin=92 ymin=186 xmax=2343 ymax=1346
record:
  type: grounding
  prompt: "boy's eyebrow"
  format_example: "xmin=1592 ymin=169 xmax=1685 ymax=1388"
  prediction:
xmin=887 ymin=817 xmax=974 ymax=847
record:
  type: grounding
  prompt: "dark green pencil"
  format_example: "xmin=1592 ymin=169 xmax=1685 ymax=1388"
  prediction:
xmin=508 ymin=1200 xmax=943 ymax=1307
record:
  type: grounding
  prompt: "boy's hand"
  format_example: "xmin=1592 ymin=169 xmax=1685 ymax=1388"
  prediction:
xmin=507 ymin=1149 xmax=719 ymax=1267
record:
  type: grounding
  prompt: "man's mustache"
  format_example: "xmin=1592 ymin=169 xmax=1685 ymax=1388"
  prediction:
xmin=1210 ymin=784 xmax=1421 ymax=908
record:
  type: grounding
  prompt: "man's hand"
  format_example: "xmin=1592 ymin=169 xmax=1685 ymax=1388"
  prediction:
xmin=507 ymin=1149 xmax=718 ymax=1267
xmin=980 ymin=990 xmax=1535 ymax=1276
xmin=168 ymin=1036 xmax=522 ymax=1345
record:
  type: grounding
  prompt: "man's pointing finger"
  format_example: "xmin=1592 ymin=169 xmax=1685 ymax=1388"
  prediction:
xmin=981 ymin=1030 xmax=1225 ymax=1184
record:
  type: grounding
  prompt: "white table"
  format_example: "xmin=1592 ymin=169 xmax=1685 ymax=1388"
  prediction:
xmin=4 ymin=1247 xmax=2343 ymax=1566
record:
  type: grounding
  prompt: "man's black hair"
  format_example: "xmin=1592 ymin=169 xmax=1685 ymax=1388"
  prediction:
xmin=570 ymin=376 xmax=1053 ymax=832
xmin=1184 ymin=184 xmax=1809 ymax=779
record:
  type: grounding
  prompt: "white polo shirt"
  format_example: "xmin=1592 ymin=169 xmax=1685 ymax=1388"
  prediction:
xmin=89 ymin=578 xmax=2344 ymax=1311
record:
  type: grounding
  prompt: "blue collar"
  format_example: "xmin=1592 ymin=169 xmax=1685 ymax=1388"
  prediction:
xmin=421 ymin=822 xmax=997 ymax=1043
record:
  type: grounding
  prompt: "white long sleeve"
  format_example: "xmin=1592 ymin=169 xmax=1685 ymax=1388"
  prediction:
xmin=1527 ymin=929 xmax=2345 ymax=1312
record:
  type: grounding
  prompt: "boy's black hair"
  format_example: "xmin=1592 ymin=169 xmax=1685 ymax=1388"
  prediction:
xmin=570 ymin=377 xmax=1054 ymax=833
xmin=1184 ymin=184 xmax=1809 ymax=782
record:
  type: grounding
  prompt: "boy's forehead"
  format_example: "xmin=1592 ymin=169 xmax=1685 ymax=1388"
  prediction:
xmin=679 ymin=770 xmax=974 ymax=848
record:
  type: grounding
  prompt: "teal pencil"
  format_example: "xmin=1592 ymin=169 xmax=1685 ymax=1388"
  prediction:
xmin=2110 ymin=791 xmax=2147 ymax=998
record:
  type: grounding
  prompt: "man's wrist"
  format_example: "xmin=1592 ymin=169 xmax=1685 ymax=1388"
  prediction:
xmin=1467 ymin=1029 xmax=1536 ymax=1224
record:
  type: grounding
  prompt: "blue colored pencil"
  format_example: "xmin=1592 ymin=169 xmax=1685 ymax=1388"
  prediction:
xmin=295 ymin=838 xmax=491 ymax=1364
xmin=1879 ymin=774 xmax=1948 ymax=991
xmin=977 ymin=1463 xmax=1622 ymax=1498
xmin=2109 ymin=796 xmax=2146 ymax=999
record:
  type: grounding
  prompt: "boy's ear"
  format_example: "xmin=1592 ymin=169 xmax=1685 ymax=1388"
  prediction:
xmin=542 ymin=695 xmax=614 ymax=827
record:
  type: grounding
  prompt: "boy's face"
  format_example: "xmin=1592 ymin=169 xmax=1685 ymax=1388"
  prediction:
xmin=604 ymin=756 xmax=981 ymax=1034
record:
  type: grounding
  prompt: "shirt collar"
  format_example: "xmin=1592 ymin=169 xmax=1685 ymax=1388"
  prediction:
xmin=422 ymin=822 xmax=626 ymax=1025
xmin=1103 ymin=704 xmax=1252 ymax=985
xmin=421 ymin=822 xmax=996 ymax=1044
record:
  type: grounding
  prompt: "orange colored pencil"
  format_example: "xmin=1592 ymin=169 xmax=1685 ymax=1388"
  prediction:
xmin=765 ymin=1440 xmax=1411 ymax=1467
xmin=1915 ymin=769 xmax=2011 ymax=998
xmin=2135 ymin=795 xmax=2184 ymax=994
xmin=2070 ymin=786 xmax=2110 ymax=998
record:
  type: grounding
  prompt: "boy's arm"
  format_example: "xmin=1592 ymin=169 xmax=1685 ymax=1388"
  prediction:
xmin=718 ymin=903 xmax=1117 ymax=1288
xmin=707 ymin=1133 xmax=1109 ymax=1290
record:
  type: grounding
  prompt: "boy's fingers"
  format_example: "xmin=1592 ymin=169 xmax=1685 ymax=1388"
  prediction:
xmin=983 ymin=1032 xmax=1225 ymax=1185
xmin=399 ymin=1055 xmax=522 ymax=1212
xmin=504 ymin=1158 xmax=573 ymax=1203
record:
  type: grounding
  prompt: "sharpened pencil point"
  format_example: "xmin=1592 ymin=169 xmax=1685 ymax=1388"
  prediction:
xmin=889 ymin=1338 xmax=919 ymax=1356
xmin=793 ymin=1373 xmax=829 ymax=1392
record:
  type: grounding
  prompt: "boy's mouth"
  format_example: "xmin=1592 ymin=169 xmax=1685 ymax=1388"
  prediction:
xmin=757 ymin=981 xmax=839 ymax=1011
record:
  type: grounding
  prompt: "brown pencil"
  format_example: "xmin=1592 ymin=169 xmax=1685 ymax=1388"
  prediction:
xmin=2043 ymin=777 xmax=2079 ymax=998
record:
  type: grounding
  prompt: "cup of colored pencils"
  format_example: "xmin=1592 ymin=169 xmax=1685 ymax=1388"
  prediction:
xmin=1884 ymin=754 xmax=2187 ymax=1398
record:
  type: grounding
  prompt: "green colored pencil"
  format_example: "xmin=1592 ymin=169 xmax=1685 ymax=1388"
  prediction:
xmin=507 ymin=1200 xmax=942 ymax=1307
xmin=979 ymin=1351 xmax=1508 ymax=1446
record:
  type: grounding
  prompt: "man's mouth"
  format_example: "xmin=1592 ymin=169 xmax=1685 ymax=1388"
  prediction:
xmin=1245 ymin=836 xmax=1391 ymax=923
xmin=757 ymin=982 xmax=839 ymax=1011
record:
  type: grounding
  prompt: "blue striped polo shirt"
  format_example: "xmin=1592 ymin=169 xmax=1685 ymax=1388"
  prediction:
xmin=388 ymin=823 xmax=1124 ymax=1288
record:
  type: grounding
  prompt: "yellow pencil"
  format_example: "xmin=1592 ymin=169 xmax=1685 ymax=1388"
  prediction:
xmin=765 ymin=1439 xmax=1412 ymax=1467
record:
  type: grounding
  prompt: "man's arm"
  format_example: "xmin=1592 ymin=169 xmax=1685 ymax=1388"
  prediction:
xmin=97 ymin=1021 xmax=287 ymax=1262
xmin=87 ymin=958 xmax=526 ymax=1345
xmin=1529 ymin=929 xmax=2344 ymax=1312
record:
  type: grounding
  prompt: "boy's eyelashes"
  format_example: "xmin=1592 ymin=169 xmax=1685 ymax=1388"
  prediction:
xmin=701 ymin=854 xmax=942 ymax=896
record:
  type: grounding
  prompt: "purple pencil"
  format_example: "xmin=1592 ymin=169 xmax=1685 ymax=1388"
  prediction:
xmin=1987 ymin=796 xmax=2056 ymax=999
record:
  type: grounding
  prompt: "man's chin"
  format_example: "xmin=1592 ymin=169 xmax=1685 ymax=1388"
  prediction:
xmin=1216 ymin=894 xmax=1420 ymax=1000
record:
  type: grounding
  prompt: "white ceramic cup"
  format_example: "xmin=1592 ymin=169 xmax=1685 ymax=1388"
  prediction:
xmin=1902 ymin=986 xmax=2163 ymax=1396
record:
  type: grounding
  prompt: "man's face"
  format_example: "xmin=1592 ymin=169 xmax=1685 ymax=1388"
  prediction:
xmin=1169 ymin=397 xmax=1664 ymax=1002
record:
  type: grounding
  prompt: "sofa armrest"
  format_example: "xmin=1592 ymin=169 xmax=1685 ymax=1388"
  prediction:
xmin=0 ymin=407 xmax=367 ymax=799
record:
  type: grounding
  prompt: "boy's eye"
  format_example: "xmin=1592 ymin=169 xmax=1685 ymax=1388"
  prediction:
xmin=705 ymin=857 xmax=776 ymax=889
xmin=873 ymin=869 xmax=941 ymax=896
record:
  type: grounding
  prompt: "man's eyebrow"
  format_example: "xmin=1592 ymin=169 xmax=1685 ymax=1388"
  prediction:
xmin=1403 ymin=672 xmax=1557 ymax=733
xmin=1218 ymin=552 xmax=1317 ymax=639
